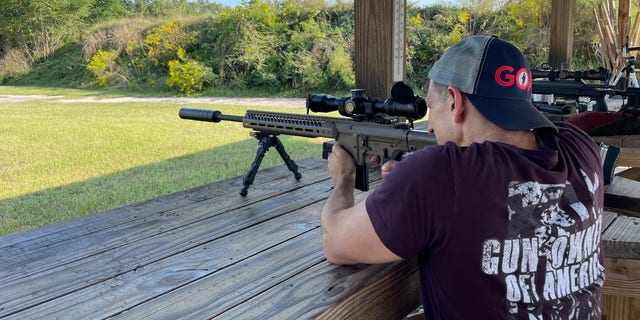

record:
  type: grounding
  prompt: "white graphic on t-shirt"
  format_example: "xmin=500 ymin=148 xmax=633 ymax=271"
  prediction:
xmin=481 ymin=170 xmax=604 ymax=319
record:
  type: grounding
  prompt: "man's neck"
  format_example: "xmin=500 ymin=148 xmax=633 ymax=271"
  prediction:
xmin=464 ymin=126 xmax=540 ymax=151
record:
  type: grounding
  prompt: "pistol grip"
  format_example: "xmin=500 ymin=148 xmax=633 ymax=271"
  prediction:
xmin=354 ymin=165 xmax=369 ymax=192
xmin=323 ymin=140 xmax=368 ymax=191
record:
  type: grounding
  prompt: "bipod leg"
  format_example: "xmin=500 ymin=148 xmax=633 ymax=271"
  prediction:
xmin=240 ymin=132 xmax=273 ymax=196
xmin=271 ymin=135 xmax=302 ymax=180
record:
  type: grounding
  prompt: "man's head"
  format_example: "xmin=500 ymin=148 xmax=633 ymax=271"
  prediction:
xmin=427 ymin=35 xmax=556 ymax=134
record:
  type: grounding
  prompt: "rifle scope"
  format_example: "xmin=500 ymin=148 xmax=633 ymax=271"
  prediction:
xmin=306 ymin=89 xmax=427 ymax=121
xmin=531 ymin=68 xmax=609 ymax=82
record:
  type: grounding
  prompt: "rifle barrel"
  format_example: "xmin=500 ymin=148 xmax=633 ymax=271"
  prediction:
xmin=179 ymin=108 xmax=243 ymax=123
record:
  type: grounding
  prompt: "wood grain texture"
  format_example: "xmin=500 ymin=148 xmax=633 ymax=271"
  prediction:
xmin=603 ymin=258 xmax=640 ymax=298
xmin=604 ymin=176 xmax=640 ymax=213
xmin=1 ymin=154 xmax=639 ymax=320
xmin=602 ymin=215 xmax=640 ymax=259
xmin=314 ymin=259 xmax=421 ymax=320
xmin=354 ymin=0 xmax=394 ymax=99
xmin=602 ymin=293 xmax=640 ymax=320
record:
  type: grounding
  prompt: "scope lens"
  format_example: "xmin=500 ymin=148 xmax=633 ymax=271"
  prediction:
xmin=344 ymin=100 xmax=357 ymax=115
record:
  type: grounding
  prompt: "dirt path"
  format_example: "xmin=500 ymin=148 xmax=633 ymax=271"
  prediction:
xmin=0 ymin=94 xmax=307 ymax=108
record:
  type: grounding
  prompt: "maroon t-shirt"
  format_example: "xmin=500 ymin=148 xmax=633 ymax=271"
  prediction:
xmin=366 ymin=123 xmax=605 ymax=319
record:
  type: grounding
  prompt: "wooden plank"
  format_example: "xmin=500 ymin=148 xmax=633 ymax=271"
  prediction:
xmin=603 ymin=210 xmax=619 ymax=229
xmin=1 ymin=161 xmax=385 ymax=319
xmin=354 ymin=0 xmax=395 ymax=98
xmin=4 ymin=223 xmax=323 ymax=320
xmin=0 ymin=159 xmax=330 ymax=284
xmin=215 ymin=259 xmax=417 ymax=320
xmin=104 ymin=182 xmax=382 ymax=319
xmin=314 ymin=259 xmax=420 ymax=320
xmin=596 ymin=135 xmax=640 ymax=148
xmin=111 ymin=231 xmax=327 ymax=319
xmin=604 ymin=176 xmax=640 ymax=213
xmin=618 ymin=0 xmax=630 ymax=50
xmin=601 ymin=256 xmax=640 ymax=320
xmin=595 ymin=6 xmax=617 ymax=72
xmin=549 ymin=0 xmax=575 ymax=69
xmin=602 ymin=294 xmax=640 ymax=320
xmin=0 ymin=166 xmax=337 ymax=318
xmin=602 ymin=258 xmax=640 ymax=298
xmin=616 ymin=167 xmax=640 ymax=181
xmin=606 ymin=206 xmax=640 ymax=217
xmin=630 ymin=11 xmax=640 ymax=46
xmin=0 ymin=157 xmax=327 ymax=249
xmin=602 ymin=215 xmax=640 ymax=259
xmin=619 ymin=147 xmax=640 ymax=168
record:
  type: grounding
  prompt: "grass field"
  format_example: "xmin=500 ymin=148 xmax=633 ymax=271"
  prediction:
xmin=0 ymin=88 xmax=328 ymax=236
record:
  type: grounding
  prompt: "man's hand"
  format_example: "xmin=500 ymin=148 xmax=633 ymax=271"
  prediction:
xmin=381 ymin=160 xmax=400 ymax=179
xmin=327 ymin=143 xmax=356 ymax=189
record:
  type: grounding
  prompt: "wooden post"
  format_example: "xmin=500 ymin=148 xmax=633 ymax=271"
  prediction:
xmin=354 ymin=0 xmax=405 ymax=99
xmin=618 ymin=0 xmax=630 ymax=47
xmin=549 ymin=0 xmax=576 ymax=69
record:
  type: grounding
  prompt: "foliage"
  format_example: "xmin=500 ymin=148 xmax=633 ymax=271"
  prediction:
xmin=0 ymin=0 xmax=128 ymax=62
xmin=3 ymin=43 xmax=90 ymax=87
xmin=0 ymin=0 xmax=614 ymax=95
xmin=0 ymin=49 xmax=30 ymax=80
xmin=143 ymin=21 xmax=197 ymax=66
xmin=87 ymin=49 xmax=120 ymax=86
xmin=166 ymin=54 xmax=215 ymax=95
xmin=405 ymin=5 xmax=459 ymax=90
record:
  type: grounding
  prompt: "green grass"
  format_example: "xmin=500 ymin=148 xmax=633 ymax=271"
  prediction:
xmin=0 ymin=90 xmax=328 ymax=236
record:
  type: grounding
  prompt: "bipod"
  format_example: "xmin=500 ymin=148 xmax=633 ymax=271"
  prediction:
xmin=240 ymin=131 xmax=302 ymax=196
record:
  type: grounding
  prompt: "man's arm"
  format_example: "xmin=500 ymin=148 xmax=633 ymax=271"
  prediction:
xmin=320 ymin=144 xmax=402 ymax=265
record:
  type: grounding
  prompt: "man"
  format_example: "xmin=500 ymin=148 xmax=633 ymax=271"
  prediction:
xmin=321 ymin=35 xmax=605 ymax=319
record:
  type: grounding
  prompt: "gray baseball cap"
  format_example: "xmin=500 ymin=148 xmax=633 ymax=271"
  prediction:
xmin=428 ymin=35 xmax=557 ymax=132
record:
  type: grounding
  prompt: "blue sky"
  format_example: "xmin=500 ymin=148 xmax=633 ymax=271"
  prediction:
xmin=211 ymin=0 xmax=448 ymax=7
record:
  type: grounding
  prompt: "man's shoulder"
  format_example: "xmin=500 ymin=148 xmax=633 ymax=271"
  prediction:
xmin=555 ymin=121 xmax=600 ymax=151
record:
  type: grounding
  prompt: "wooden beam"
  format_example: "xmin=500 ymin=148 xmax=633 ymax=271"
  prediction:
xmin=603 ymin=258 xmax=640 ymax=298
xmin=602 ymin=258 xmax=640 ymax=320
xmin=315 ymin=259 xmax=421 ymax=319
xmin=354 ymin=0 xmax=405 ymax=99
xmin=549 ymin=0 xmax=576 ymax=69
xmin=618 ymin=0 xmax=631 ymax=48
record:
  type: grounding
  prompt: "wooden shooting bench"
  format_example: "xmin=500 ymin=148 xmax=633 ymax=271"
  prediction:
xmin=0 ymin=158 xmax=422 ymax=320
xmin=1 ymin=155 xmax=639 ymax=320
xmin=597 ymin=133 xmax=640 ymax=320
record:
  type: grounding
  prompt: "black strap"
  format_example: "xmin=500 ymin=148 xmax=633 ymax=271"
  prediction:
xmin=599 ymin=142 xmax=621 ymax=185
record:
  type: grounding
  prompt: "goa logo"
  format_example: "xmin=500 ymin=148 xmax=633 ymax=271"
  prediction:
xmin=494 ymin=66 xmax=531 ymax=90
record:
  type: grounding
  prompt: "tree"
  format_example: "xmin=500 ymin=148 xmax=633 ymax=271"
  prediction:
xmin=0 ymin=0 xmax=93 ymax=62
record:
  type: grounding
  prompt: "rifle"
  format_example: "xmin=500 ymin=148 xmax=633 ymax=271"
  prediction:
xmin=531 ymin=67 xmax=613 ymax=113
xmin=179 ymin=82 xmax=437 ymax=196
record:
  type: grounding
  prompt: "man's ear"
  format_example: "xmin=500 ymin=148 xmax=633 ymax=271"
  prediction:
xmin=447 ymin=86 xmax=466 ymax=123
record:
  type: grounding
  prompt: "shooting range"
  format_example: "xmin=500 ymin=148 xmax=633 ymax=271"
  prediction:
xmin=0 ymin=1 xmax=639 ymax=319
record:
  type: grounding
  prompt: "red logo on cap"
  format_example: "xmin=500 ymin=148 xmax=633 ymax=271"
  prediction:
xmin=494 ymin=66 xmax=531 ymax=90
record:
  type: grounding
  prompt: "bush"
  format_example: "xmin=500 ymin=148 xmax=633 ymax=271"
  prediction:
xmin=0 ymin=48 xmax=30 ymax=81
xmin=87 ymin=49 xmax=119 ymax=86
xmin=4 ymin=1 xmax=608 ymax=96
xmin=166 ymin=54 xmax=215 ymax=95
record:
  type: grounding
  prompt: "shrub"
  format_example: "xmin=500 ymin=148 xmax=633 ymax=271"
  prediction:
xmin=166 ymin=54 xmax=214 ymax=95
xmin=86 ymin=49 xmax=119 ymax=86
xmin=0 ymin=47 xmax=30 ymax=81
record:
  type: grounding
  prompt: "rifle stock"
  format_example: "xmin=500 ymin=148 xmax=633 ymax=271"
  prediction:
xmin=179 ymin=108 xmax=437 ymax=194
